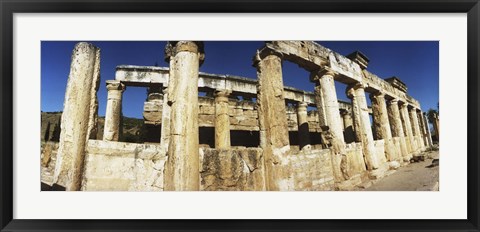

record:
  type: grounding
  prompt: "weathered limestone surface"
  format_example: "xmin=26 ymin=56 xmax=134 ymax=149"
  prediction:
xmin=103 ymin=81 xmax=125 ymax=141
xmin=423 ymin=114 xmax=434 ymax=147
xmin=347 ymin=84 xmax=379 ymax=170
xmin=400 ymin=103 xmax=416 ymax=154
xmin=200 ymin=148 xmax=265 ymax=190
xmin=433 ymin=113 xmax=440 ymax=140
xmin=341 ymin=109 xmax=356 ymax=144
xmin=41 ymin=142 xmax=59 ymax=186
xmin=214 ymin=90 xmax=232 ymax=149
xmin=53 ymin=42 xmax=100 ymax=191
xmin=387 ymin=99 xmax=410 ymax=161
xmin=254 ymin=48 xmax=290 ymax=191
xmin=164 ymin=41 xmax=204 ymax=191
xmin=296 ymin=102 xmax=311 ymax=150
xmin=274 ymin=149 xmax=336 ymax=191
xmin=410 ymin=108 xmax=424 ymax=151
xmin=82 ymin=140 xmax=166 ymax=191
xmin=370 ymin=92 xmax=399 ymax=161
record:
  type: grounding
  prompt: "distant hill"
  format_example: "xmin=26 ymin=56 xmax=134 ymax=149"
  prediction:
xmin=41 ymin=112 xmax=146 ymax=143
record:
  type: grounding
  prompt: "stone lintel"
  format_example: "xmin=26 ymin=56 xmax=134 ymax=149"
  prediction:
xmin=385 ymin=76 xmax=408 ymax=93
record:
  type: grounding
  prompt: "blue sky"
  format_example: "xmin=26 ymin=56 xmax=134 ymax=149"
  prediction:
xmin=41 ymin=41 xmax=439 ymax=119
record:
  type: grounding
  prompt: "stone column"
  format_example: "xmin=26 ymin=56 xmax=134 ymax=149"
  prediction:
xmin=341 ymin=109 xmax=355 ymax=144
xmin=400 ymin=103 xmax=416 ymax=153
xmin=214 ymin=89 xmax=232 ymax=149
xmin=103 ymin=80 xmax=125 ymax=141
xmin=433 ymin=113 xmax=440 ymax=141
xmin=164 ymin=41 xmax=204 ymax=191
xmin=160 ymin=88 xmax=171 ymax=151
xmin=254 ymin=48 xmax=290 ymax=191
xmin=53 ymin=42 xmax=100 ymax=191
xmin=423 ymin=113 xmax=434 ymax=147
xmin=311 ymin=69 xmax=345 ymax=147
xmin=370 ymin=92 xmax=397 ymax=161
xmin=409 ymin=107 xmax=424 ymax=151
xmin=296 ymin=102 xmax=311 ymax=150
xmin=387 ymin=99 xmax=409 ymax=161
xmin=417 ymin=110 xmax=428 ymax=149
xmin=347 ymin=83 xmax=379 ymax=170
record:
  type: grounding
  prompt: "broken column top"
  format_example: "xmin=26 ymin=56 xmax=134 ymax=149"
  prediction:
xmin=346 ymin=51 xmax=369 ymax=70
xmin=385 ymin=76 xmax=408 ymax=93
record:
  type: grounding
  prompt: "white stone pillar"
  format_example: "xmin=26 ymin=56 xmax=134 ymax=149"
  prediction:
xmin=416 ymin=110 xmax=428 ymax=149
xmin=164 ymin=41 xmax=204 ymax=191
xmin=254 ymin=48 xmax=289 ymax=191
xmin=400 ymin=103 xmax=416 ymax=153
xmin=53 ymin=42 xmax=100 ymax=191
xmin=103 ymin=80 xmax=125 ymax=141
xmin=370 ymin=92 xmax=397 ymax=161
xmin=160 ymin=88 xmax=171 ymax=151
xmin=423 ymin=113 xmax=434 ymax=147
xmin=214 ymin=89 xmax=232 ymax=149
xmin=296 ymin=102 xmax=311 ymax=150
xmin=341 ymin=109 xmax=356 ymax=144
xmin=409 ymin=107 xmax=424 ymax=151
xmin=433 ymin=113 xmax=440 ymax=141
xmin=387 ymin=99 xmax=410 ymax=161
xmin=311 ymin=69 xmax=345 ymax=147
xmin=347 ymin=83 xmax=379 ymax=170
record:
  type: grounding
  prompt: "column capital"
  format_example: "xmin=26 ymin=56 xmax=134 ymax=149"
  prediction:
xmin=387 ymin=98 xmax=400 ymax=105
xmin=309 ymin=67 xmax=337 ymax=82
xmin=214 ymin=89 xmax=232 ymax=98
xmin=340 ymin=108 xmax=351 ymax=116
xmin=165 ymin=41 xmax=205 ymax=65
xmin=297 ymin=101 xmax=308 ymax=111
xmin=345 ymin=82 xmax=367 ymax=98
xmin=252 ymin=47 xmax=283 ymax=67
xmin=214 ymin=89 xmax=232 ymax=103
xmin=106 ymin=80 xmax=125 ymax=92
xmin=370 ymin=90 xmax=385 ymax=99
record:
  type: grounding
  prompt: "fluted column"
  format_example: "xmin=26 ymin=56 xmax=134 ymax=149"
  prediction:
xmin=400 ymin=103 xmax=416 ymax=153
xmin=387 ymin=99 xmax=409 ymax=161
xmin=370 ymin=92 xmax=397 ymax=161
xmin=296 ymin=102 xmax=311 ymax=150
xmin=423 ymin=113 xmax=434 ymax=147
xmin=103 ymin=80 xmax=126 ymax=141
xmin=164 ymin=41 xmax=204 ymax=191
xmin=54 ymin=42 xmax=100 ymax=191
xmin=214 ymin=89 xmax=232 ymax=149
xmin=347 ymin=83 xmax=379 ymax=170
xmin=254 ymin=48 xmax=289 ymax=191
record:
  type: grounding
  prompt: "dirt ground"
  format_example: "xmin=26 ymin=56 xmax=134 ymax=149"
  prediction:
xmin=362 ymin=150 xmax=439 ymax=191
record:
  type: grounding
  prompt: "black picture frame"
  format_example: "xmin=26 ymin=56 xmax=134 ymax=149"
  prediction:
xmin=1 ymin=0 xmax=479 ymax=231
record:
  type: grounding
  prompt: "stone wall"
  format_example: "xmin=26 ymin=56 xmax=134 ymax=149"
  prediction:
xmin=200 ymin=147 xmax=265 ymax=191
xmin=81 ymin=140 xmax=166 ymax=191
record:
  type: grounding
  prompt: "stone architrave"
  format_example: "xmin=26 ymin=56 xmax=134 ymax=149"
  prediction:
xmin=409 ymin=107 xmax=424 ymax=151
xmin=341 ymin=109 xmax=356 ymax=144
xmin=254 ymin=48 xmax=290 ymax=191
xmin=387 ymin=99 xmax=409 ymax=161
xmin=370 ymin=92 xmax=397 ymax=161
xmin=400 ymin=103 xmax=416 ymax=153
xmin=53 ymin=42 xmax=100 ymax=191
xmin=296 ymin=102 xmax=311 ymax=150
xmin=103 ymin=80 xmax=125 ymax=141
xmin=163 ymin=41 xmax=204 ymax=191
xmin=347 ymin=83 xmax=379 ymax=170
xmin=423 ymin=113 xmax=434 ymax=147
xmin=214 ymin=89 xmax=232 ymax=149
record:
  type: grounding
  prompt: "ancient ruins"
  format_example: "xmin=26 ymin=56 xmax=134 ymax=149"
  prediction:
xmin=41 ymin=41 xmax=439 ymax=191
